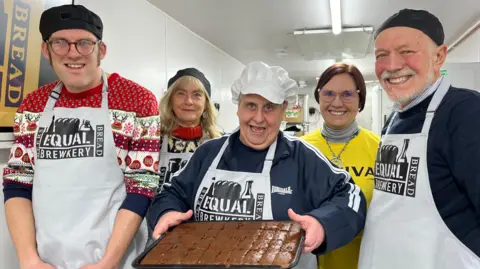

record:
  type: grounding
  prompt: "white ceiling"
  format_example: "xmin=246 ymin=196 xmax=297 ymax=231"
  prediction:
xmin=148 ymin=0 xmax=480 ymax=90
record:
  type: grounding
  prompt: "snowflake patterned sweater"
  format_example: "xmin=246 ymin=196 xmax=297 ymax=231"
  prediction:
xmin=2 ymin=73 xmax=160 ymax=217
xmin=161 ymin=134 xmax=203 ymax=154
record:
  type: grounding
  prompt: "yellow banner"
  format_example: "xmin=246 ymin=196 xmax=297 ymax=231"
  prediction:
xmin=0 ymin=0 xmax=70 ymax=128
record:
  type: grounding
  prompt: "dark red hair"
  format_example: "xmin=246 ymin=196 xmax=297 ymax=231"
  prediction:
xmin=314 ymin=63 xmax=367 ymax=112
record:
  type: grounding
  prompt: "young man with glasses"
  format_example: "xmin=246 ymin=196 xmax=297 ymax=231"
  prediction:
xmin=2 ymin=4 xmax=160 ymax=269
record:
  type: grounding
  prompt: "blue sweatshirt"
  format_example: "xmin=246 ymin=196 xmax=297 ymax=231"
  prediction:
xmin=147 ymin=130 xmax=367 ymax=255
xmin=383 ymin=86 xmax=480 ymax=257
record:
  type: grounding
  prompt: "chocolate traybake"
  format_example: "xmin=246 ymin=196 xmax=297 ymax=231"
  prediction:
xmin=138 ymin=221 xmax=304 ymax=268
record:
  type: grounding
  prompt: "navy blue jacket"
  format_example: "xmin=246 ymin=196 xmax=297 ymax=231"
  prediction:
xmin=147 ymin=130 xmax=367 ymax=254
xmin=383 ymin=86 xmax=480 ymax=257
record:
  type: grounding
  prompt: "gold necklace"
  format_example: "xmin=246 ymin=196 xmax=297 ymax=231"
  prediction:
xmin=325 ymin=139 xmax=351 ymax=168
xmin=324 ymin=131 xmax=358 ymax=168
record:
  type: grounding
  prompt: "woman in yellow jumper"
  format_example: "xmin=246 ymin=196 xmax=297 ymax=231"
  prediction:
xmin=302 ymin=63 xmax=379 ymax=269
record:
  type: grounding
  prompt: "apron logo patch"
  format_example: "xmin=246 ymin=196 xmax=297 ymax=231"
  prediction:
xmin=159 ymin=157 xmax=188 ymax=185
xmin=196 ymin=179 xmax=265 ymax=221
xmin=36 ymin=117 xmax=104 ymax=159
xmin=374 ymin=139 xmax=420 ymax=197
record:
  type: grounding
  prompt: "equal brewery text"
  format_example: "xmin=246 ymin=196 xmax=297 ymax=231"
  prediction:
xmin=374 ymin=139 xmax=420 ymax=197
xmin=37 ymin=117 xmax=104 ymax=160
xmin=196 ymin=179 xmax=265 ymax=221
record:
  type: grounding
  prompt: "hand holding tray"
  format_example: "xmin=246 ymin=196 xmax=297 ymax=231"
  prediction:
xmin=133 ymin=220 xmax=306 ymax=269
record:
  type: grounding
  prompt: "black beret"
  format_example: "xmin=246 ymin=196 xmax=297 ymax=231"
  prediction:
xmin=168 ymin=68 xmax=211 ymax=97
xmin=39 ymin=4 xmax=103 ymax=41
xmin=375 ymin=9 xmax=445 ymax=46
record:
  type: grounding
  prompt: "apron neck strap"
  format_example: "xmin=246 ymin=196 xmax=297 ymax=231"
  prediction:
xmin=99 ymin=70 xmax=109 ymax=108
xmin=261 ymin=138 xmax=277 ymax=175
xmin=161 ymin=134 xmax=169 ymax=151
xmin=421 ymin=76 xmax=450 ymax=134
xmin=385 ymin=112 xmax=398 ymax=135
xmin=44 ymin=81 xmax=63 ymax=111
xmin=45 ymin=70 xmax=108 ymax=111
xmin=210 ymin=135 xmax=230 ymax=169
xmin=385 ymin=76 xmax=450 ymax=136
xmin=210 ymin=131 xmax=278 ymax=175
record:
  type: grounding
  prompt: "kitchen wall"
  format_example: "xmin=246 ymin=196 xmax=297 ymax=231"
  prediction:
xmin=76 ymin=0 xmax=245 ymax=134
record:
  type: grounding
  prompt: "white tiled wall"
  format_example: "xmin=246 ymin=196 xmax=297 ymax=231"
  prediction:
xmin=447 ymin=29 xmax=480 ymax=64
xmin=0 ymin=1 xmax=244 ymax=268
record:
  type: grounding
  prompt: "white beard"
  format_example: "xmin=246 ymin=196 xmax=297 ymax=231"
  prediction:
xmin=392 ymin=67 xmax=435 ymax=109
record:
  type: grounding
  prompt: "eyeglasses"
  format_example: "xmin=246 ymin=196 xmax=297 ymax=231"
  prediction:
xmin=318 ymin=89 xmax=360 ymax=103
xmin=47 ymin=39 xmax=101 ymax=56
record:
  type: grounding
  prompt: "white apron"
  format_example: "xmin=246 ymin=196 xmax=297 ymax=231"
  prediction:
xmin=146 ymin=135 xmax=195 ymax=247
xmin=32 ymin=71 xmax=148 ymax=269
xmin=193 ymin=131 xmax=317 ymax=268
xmin=158 ymin=135 xmax=193 ymax=189
xmin=358 ymin=77 xmax=480 ymax=269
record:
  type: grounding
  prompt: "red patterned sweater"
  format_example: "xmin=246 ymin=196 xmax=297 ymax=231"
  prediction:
xmin=2 ymin=73 xmax=160 ymax=217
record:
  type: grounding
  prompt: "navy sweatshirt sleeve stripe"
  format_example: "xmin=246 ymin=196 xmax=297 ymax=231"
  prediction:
xmin=284 ymin=135 xmax=362 ymax=212
xmin=146 ymin=131 xmax=367 ymax=255
xmin=288 ymin=136 xmax=352 ymax=181
xmin=283 ymin=135 xmax=366 ymax=253
xmin=383 ymin=86 xmax=480 ymax=257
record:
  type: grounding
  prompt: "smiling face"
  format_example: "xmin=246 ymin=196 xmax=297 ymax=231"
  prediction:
xmin=171 ymin=81 xmax=206 ymax=127
xmin=42 ymin=29 xmax=106 ymax=93
xmin=319 ymin=73 xmax=359 ymax=129
xmin=374 ymin=27 xmax=447 ymax=107
xmin=237 ymin=94 xmax=286 ymax=150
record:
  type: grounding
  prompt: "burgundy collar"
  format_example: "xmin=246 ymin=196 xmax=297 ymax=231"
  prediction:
xmin=171 ymin=125 xmax=203 ymax=139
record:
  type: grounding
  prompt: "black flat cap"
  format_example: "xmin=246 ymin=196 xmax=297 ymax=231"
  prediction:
xmin=375 ymin=9 xmax=445 ymax=46
xmin=39 ymin=4 xmax=103 ymax=41
xmin=168 ymin=68 xmax=211 ymax=97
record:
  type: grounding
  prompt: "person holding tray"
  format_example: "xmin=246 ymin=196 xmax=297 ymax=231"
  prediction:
xmin=146 ymin=61 xmax=367 ymax=268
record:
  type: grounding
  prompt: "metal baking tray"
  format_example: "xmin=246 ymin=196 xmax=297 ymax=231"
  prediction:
xmin=132 ymin=220 xmax=306 ymax=269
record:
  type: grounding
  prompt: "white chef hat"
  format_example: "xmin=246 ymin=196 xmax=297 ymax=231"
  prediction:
xmin=231 ymin=61 xmax=298 ymax=108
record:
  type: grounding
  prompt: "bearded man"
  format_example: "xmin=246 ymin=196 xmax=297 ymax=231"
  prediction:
xmin=358 ymin=8 xmax=480 ymax=269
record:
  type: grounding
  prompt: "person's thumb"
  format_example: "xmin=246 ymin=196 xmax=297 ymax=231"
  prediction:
xmin=180 ymin=209 xmax=193 ymax=221
xmin=152 ymin=220 xmax=169 ymax=240
xmin=288 ymin=208 xmax=303 ymax=222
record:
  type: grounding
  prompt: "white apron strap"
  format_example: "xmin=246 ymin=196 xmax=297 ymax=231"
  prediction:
xmin=261 ymin=138 xmax=277 ymax=175
xmin=210 ymin=135 xmax=231 ymax=169
xmin=210 ymin=131 xmax=277 ymax=174
xmin=385 ymin=76 xmax=451 ymax=136
xmin=421 ymin=76 xmax=450 ymax=134
xmin=161 ymin=135 xmax=169 ymax=153
xmin=45 ymin=70 xmax=109 ymax=112
xmin=100 ymin=71 xmax=109 ymax=108
xmin=384 ymin=112 xmax=398 ymax=135
xmin=44 ymin=82 xmax=63 ymax=112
